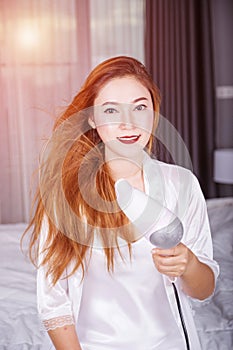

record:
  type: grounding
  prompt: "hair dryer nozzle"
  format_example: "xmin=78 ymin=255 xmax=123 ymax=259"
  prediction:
xmin=149 ymin=217 xmax=183 ymax=249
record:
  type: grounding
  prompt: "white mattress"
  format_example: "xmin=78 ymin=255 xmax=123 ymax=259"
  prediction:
xmin=0 ymin=198 xmax=232 ymax=349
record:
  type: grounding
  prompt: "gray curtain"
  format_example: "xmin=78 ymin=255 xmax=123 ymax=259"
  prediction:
xmin=145 ymin=0 xmax=217 ymax=198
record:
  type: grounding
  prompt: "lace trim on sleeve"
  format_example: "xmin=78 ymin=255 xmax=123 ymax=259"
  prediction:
xmin=42 ymin=315 xmax=75 ymax=331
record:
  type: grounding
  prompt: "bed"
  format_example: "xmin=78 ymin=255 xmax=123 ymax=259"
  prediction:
xmin=0 ymin=197 xmax=232 ymax=349
xmin=191 ymin=197 xmax=233 ymax=350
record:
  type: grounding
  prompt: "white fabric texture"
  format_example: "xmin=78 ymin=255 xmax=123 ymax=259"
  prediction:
xmin=37 ymin=156 xmax=219 ymax=350
xmin=42 ymin=315 xmax=75 ymax=331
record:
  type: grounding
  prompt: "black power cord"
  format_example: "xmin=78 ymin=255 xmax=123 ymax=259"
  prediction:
xmin=172 ymin=283 xmax=190 ymax=350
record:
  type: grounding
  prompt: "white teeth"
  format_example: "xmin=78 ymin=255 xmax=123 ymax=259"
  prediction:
xmin=118 ymin=135 xmax=139 ymax=140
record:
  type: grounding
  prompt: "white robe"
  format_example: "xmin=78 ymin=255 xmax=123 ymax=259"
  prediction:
xmin=37 ymin=157 xmax=219 ymax=349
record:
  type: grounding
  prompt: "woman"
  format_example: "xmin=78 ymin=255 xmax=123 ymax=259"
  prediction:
xmin=26 ymin=56 xmax=219 ymax=349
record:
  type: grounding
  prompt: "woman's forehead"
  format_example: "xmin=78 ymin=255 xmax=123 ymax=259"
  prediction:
xmin=94 ymin=77 xmax=152 ymax=106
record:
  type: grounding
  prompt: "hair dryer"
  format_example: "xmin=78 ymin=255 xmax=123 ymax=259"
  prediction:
xmin=114 ymin=179 xmax=183 ymax=248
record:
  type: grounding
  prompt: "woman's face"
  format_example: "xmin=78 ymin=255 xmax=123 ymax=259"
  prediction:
xmin=91 ymin=76 xmax=154 ymax=149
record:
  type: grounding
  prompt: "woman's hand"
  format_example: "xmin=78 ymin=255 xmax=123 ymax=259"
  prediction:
xmin=151 ymin=242 xmax=194 ymax=278
xmin=151 ymin=242 xmax=215 ymax=300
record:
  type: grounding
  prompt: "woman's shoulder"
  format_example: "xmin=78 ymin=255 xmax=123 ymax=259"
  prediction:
xmin=144 ymin=156 xmax=203 ymax=216
xmin=146 ymin=157 xmax=195 ymax=184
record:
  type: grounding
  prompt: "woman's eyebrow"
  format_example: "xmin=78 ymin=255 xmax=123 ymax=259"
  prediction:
xmin=101 ymin=101 xmax=119 ymax=106
xmin=101 ymin=97 xmax=148 ymax=106
xmin=132 ymin=97 xmax=148 ymax=103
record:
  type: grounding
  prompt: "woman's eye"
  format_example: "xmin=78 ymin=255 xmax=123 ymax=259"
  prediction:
xmin=134 ymin=104 xmax=147 ymax=111
xmin=104 ymin=107 xmax=118 ymax=114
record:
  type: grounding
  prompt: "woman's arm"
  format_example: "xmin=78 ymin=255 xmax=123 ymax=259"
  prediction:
xmin=151 ymin=171 xmax=219 ymax=300
xmin=181 ymin=245 xmax=215 ymax=299
xmin=37 ymin=218 xmax=84 ymax=348
xmin=48 ymin=324 xmax=82 ymax=350
xmin=151 ymin=243 xmax=215 ymax=300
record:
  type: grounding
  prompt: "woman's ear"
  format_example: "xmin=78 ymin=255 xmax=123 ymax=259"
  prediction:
xmin=88 ymin=117 xmax=96 ymax=129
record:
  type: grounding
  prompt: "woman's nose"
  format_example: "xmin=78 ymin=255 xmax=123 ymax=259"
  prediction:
xmin=119 ymin=109 xmax=135 ymax=129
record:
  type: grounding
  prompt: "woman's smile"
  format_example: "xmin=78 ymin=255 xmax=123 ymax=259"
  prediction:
xmin=117 ymin=134 xmax=141 ymax=144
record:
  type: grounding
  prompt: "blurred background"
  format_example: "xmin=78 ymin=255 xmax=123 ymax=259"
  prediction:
xmin=0 ymin=0 xmax=232 ymax=224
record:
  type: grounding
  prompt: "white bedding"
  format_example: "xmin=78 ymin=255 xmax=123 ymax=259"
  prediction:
xmin=0 ymin=223 xmax=45 ymax=350
xmin=0 ymin=198 xmax=232 ymax=349
xmin=192 ymin=198 xmax=233 ymax=350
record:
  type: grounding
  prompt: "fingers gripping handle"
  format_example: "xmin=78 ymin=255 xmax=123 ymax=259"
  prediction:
xmin=114 ymin=179 xmax=183 ymax=249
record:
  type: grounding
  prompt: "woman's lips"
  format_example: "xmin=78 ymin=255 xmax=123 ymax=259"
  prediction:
xmin=117 ymin=135 xmax=141 ymax=144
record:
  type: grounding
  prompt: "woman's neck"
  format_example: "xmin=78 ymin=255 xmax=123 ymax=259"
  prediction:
xmin=104 ymin=143 xmax=145 ymax=191
xmin=107 ymin=158 xmax=145 ymax=192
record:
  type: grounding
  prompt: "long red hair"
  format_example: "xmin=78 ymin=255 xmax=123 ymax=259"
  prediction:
xmin=24 ymin=56 xmax=161 ymax=285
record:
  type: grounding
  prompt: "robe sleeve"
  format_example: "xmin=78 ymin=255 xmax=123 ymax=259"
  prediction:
xmin=37 ymin=217 xmax=83 ymax=330
xmin=182 ymin=173 xmax=219 ymax=285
